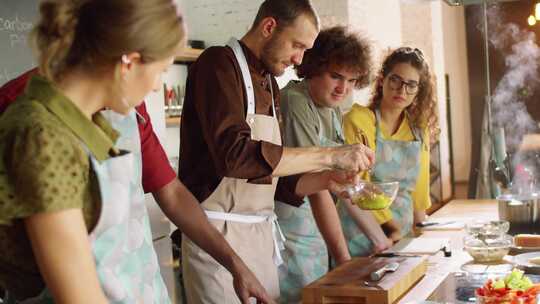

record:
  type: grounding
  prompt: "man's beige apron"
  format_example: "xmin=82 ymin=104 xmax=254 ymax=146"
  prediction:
xmin=182 ymin=38 xmax=284 ymax=303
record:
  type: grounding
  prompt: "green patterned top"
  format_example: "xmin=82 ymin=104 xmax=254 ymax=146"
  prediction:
xmin=0 ymin=76 xmax=118 ymax=300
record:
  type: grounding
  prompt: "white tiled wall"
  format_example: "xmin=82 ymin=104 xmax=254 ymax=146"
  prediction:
xmin=346 ymin=0 xmax=403 ymax=108
xmin=182 ymin=0 xmax=350 ymax=91
xmin=442 ymin=4 xmax=471 ymax=183
xmin=172 ymin=0 xmax=470 ymax=199
xmin=183 ymin=0 xmax=262 ymax=46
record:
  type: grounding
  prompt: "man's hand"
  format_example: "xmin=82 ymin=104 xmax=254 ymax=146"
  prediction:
xmin=232 ymin=263 xmax=276 ymax=304
xmin=330 ymin=144 xmax=375 ymax=172
xmin=323 ymin=170 xmax=359 ymax=199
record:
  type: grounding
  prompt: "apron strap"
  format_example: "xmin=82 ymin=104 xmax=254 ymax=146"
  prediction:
xmin=332 ymin=108 xmax=345 ymax=143
xmin=227 ymin=38 xmax=256 ymax=115
xmin=205 ymin=210 xmax=285 ymax=266
xmin=319 ymin=109 xmax=344 ymax=144
xmin=374 ymin=108 xmax=422 ymax=143
xmin=404 ymin=111 xmax=425 ymax=149
xmin=227 ymin=38 xmax=276 ymax=117
xmin=313 ymin=102 xmax=324 ymax=141
xmin=266 ymin=74 xmax=277 ymax=118
xmin=374 ymin=108 xmax=383 ymax=140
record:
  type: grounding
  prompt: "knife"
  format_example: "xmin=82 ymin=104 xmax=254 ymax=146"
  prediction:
xmin=416 ymin=220 xmax=456 ymax=228
xmin=372 ymin=252 xmax=422 ymax=258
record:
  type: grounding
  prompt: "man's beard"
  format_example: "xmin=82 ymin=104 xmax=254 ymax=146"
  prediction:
xmin=261 ymin=35 xmax=287 ymax=76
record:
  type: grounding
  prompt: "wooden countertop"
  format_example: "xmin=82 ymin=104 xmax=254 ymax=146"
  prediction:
xmin=301 ymin=199 xmax=499 ymax=303
xmin=397 ymin=199 xmax=498 ymax=303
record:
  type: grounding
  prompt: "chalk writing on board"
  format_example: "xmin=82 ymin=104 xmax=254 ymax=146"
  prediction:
xmin=0 ymin=68 xmax=12 ymax=85
xmin=0 ymin=15 xmax=33 ymax=48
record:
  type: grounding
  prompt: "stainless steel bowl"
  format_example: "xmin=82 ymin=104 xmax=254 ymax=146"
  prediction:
xmin=497 ymin=193 xmax=540 ymax=233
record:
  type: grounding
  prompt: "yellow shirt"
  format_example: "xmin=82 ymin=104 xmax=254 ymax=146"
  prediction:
xmin=343 ymin=104 xmax=431 ymax=224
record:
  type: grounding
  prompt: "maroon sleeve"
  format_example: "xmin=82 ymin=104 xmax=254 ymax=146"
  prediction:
xmin=0 ymin=69 xmax=37 ymax=114
xmin=136 ymin=102 xmax=176 ymax=193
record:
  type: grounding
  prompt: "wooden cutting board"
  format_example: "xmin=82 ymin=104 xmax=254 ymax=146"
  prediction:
xmin=302 ymin=256 xmax=427 ymax=304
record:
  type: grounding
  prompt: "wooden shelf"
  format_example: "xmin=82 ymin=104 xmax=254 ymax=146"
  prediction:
xmin=166 ymin=116 xmax=181 ymax=127
xmin=175 ymin=47 xmax=203 ymax=63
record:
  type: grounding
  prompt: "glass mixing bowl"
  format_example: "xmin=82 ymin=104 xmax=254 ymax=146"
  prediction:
xmin=464 ymin=234 xmax=512 ymax=263
xmin=465 ymin=220 xmax=510 ymax=237
xmin=346 ymin=181 xmax=399 ymax=210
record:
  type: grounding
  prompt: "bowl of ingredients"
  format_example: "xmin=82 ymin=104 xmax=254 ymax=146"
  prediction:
xmin=464 ymin=234 xmax=512 ymax=263
xmin=466 ymin=220 xmax=510 ymax=237
xmin=347 ymin=181 xmax=399 ymax=210
xmin=476 ymin=269 xmax=540 ymax=303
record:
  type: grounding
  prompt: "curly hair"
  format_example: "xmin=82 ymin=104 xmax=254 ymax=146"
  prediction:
xmin=369 ymin=47 xmax=440 ymax=144
xmin=295 ymin=26 xmax=372 ymax=89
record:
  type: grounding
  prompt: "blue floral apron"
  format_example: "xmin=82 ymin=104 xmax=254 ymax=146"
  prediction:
xmin=275 ymin=99 xmax=344 ymax=304
xmin=15 ymin=110 xmax=169 ymax=304
xmin=338 ymin=109 xmax=421 ymax=257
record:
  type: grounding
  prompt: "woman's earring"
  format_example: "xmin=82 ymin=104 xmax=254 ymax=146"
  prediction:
xmin=121 ymin=54 xmax=131 ymax=65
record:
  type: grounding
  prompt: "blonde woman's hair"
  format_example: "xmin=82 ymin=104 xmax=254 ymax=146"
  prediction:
xmin=32 ymin=0 xmax=185 ymax=82
xmin=369 ymin=47 xmax=440 ymax=145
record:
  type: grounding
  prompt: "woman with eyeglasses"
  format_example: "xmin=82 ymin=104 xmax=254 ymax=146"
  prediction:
xmin=337 ymin=47 xmax=440 ymax=256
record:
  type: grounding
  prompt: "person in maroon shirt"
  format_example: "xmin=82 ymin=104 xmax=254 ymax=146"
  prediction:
xmin=0 ymin=69 xmax=275 ymax=304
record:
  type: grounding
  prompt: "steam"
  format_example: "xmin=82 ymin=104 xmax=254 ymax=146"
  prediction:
xmin=486 ymin=6 xmax=540 ymax=193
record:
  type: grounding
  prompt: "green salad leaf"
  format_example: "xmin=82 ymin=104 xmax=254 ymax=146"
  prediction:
xmin=504 ymin=269 xmax=533 ymax=291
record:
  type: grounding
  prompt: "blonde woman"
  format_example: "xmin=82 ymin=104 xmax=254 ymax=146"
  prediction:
xmin=0 ymin=0 xmax=186 ymax=303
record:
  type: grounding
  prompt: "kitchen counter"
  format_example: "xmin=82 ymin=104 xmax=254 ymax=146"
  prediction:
xmin=397 ymin=199 xmax=497 ymax=303
xmin=302 ymin=199 xmax=499 ymax=303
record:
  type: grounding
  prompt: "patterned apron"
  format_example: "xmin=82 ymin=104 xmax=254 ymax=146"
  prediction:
xmin=181 ymin=38 xmax=284 ymax=304
xmin=15 ymin=110 xmax=169 ymax=303
xmin=338 ymin=109 xmax=421 ymax=257
xmin=275 ymin=99 xmax=344 ymax=304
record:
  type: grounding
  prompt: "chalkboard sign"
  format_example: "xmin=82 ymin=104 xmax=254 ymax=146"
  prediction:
xmin=0 ymin=2 xmax=38 ymax=86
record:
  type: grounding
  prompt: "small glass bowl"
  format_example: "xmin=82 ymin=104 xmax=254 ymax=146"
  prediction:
xmin=464 ymin=234 xmax=512 ymax=263
xmin=346 ymin=181 xmax=399 ymax=210
xmin=465 ymin=220 xmax=510 ymax=237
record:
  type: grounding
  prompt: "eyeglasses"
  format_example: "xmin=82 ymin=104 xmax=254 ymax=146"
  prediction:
xmin=387 ymin=74 xmax=419 ymax=95
xmin=395 ymin=47 xmax=425 ymax=62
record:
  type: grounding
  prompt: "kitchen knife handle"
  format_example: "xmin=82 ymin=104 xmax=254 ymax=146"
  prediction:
xmin=370 ymin=266 xmax=387 ymax=281
xmin=416 ymin=221 xmax=438 ymax=227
